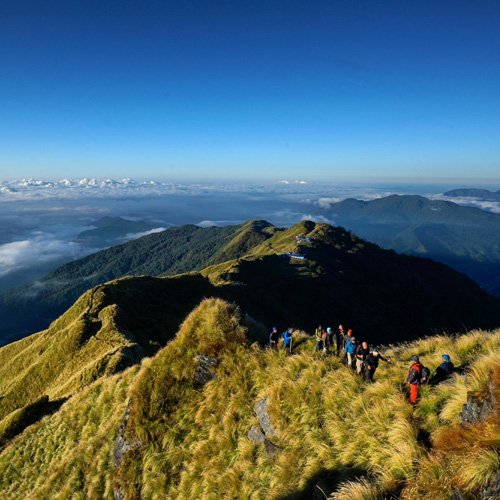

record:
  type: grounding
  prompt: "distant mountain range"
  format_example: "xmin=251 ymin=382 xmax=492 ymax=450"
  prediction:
xmin=444 ymin=188 xmax=500 ymax=201
xmin=322 ymin=195 xmax=500 ymax=297
xmin=0 ymin=221 xmax=279 ymax=343
xmin=0 ymin=219 xmax=498 ymax=346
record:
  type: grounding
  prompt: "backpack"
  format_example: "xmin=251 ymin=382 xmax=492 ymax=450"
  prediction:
xmin=421 ymin=366 xmax=431 ymax=384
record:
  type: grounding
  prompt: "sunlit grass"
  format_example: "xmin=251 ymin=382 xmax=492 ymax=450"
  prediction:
xmin=0 ymin=298 xmax=498 ymax=499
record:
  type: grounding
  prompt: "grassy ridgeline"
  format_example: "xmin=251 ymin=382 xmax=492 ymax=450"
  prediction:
xmin=0 ymin=298 xmax=498 ymax=499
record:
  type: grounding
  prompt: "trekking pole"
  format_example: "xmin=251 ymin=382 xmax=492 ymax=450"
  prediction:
xmin=289 ymin=336 xmax=293 ymax=355
xmin=315 ymin=484 xmax=328 ymax=500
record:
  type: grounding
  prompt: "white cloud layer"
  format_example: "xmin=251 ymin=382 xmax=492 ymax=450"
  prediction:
xmin=431 ymin=195 xmax=500 ymax=214
xmin=0 ymin=234 xmax=89 ymax=278
xmin=121 ymin=227 xmax=167 ymax=241
xmin=300 ymin=214 xmax=334 ymax=224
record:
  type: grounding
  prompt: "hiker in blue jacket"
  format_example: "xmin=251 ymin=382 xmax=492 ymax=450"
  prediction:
xmin=283 ymin=328 xmax=293 ymax=353
xmin=431 ymin=354 xmax=455 ymax=384
xmin=344 ymin=335 xmax=358 ymax=369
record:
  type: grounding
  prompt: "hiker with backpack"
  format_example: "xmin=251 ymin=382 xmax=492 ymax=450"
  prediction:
xmin=269 ymin=327 xmax=280 ymax=350
xmin=407 ymin=355 xmax=430 ymax=404
xmin=342 ymin=328 xmax=354 ymax=364
xmin=335 ymin=325 xmax=343 ymax=356
xmin=431 ymin=354 xmax=455 ymax=384
xmin=365 ymin=350 xmax=390 ymax=382
xmin=355 ymin=341 xmax=370 ymax=377
xmin=344 ymin=335 xmax=358 ymax=370
xmin=283 ymin=328 xmax=293 ymax=354
xmin=322 ymin=328 xmax=329 ymax=354
xmin=315 ymin=325 xmax=324 ymax=351
xmin=324 ymin=327 xmax=334 ymax=354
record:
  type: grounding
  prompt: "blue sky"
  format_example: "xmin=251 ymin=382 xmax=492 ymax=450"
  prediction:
xmin=0 ymin=0 xmax=499 ymax=181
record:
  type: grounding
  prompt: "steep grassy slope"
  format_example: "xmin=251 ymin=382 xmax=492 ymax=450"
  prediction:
xmin=325 ymin=195 xmax=500 ymax=297
xmin=0 ymin=368 xmax=138 ymax=499
xmin=1 ymin=219 xmax=497 ymax=442
xmin=0 ymin=299 xmax=497 ymax=499
xmin=0 ymin=220 xmax=277 ymax=343
xmin=200 ymin=221 xmax=500 ymax=340
xmin=0 ymin=274 xmax=222 ymax=437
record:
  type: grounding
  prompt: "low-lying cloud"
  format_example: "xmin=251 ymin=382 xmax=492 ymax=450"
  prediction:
xmin=0 ymin=232 xmax=93 ymax=278
xmin=300 ymin=214 xmax=334 ymax=224
xmin=432 ymin=195 xmax=500 ymax=214
xmin=121 ymin=227 xmax=167 ymax=242
xmin=197 ymin=220 xmax=243 ymax=228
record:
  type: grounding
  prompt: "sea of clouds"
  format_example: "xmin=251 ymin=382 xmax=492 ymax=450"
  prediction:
xmin=0 ymin=177 xmax=498 ymax=291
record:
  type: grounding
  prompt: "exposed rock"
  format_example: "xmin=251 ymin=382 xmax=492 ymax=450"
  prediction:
xmin=194 ymin=355 xmax=218 ymax=386
xmin=247 ymin=425 xmax=280 ymax=457
xmin=247 ymin=425 xmax=266 ymax=444
xmin=460 ymin=377 xmax=497 ymax=425
xmin=113 ymin=403 xmax=143 ymax=500
xmin=113 ymin=489 xmax=124 ymax=500
xmin=254 ymin=397 xmax=277 ymax=438
xmin=263 ymin=439 xmax=280 ymax=458
xmin=481 ymin=471 xmax=500 ymax=499
xmin=113 ymin=403 xmax=142 ymax=467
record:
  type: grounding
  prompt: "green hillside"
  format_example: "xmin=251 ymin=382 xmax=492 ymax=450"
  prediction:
xmin=2 ymin=220 xmax=499 ymax=349
xmin=0 ymin=219 xmax=498 ymax=455
xmin=325 ymin=195 xmax=500 ymax=297
xmin=0 ymin=298 xmax=498 ymax=499
xmin=0 ymin=220 xmax=278 ymax=344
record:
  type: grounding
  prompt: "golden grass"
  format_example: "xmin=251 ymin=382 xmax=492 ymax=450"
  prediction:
xmin=0 ymin=367 xmax=138 ymax=499
xmin=0 ymin=297 xmax=498 ymax=499
xmin=0 ymin=287 xmax=135 ymax=424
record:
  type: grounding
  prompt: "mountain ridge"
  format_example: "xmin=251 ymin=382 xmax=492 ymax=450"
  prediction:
xmin=0 ymin=220 xmax=279 ymax=343
xmin=323 ymin=194 xmax=500 ymax=297
xmin=0 ymin=296 xmax=498 ymax=499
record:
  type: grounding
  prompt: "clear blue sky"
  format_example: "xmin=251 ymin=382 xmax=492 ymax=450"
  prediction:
xmin=0 ymin=0 xmax=499 ymax=181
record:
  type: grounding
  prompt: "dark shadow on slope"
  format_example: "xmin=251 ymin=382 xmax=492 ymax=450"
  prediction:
xmin=0 ymin=396 xmax=69 ymax=449
xmin=277 ymin=465 xmax=368 ymax=500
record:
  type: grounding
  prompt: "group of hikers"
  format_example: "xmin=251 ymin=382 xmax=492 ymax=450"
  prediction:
xmin=269 ymin=324 xmax=456 ymax=404
xmin=407 ymin=353 xmax=455 ymax=404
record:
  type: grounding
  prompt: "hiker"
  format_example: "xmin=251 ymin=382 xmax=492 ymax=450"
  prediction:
xmin=325 ymin=327 xmax=334 ymax=353
xmin=315 ymin=325 xmax=324 ymax=351
xmin=335 ymin=325 xmax=343 ymax=356
xmin=355 ymin=341 xmax=370 ymax=377
xmin=342 ymin=328 xmax=353 ymax=363
xmin=364 ymin=350 xmax=390 ymax=382
xmin=344 ymin=335 xmax=358 ymax=369
xmin=269 ymin=327 xmax=280 ymax=350
xmin=407 ymin=355 xmax=423 ymax=405
xmin=283 ymin=328 xmax=293 ymax=353
xmin=431 ymin=354 xmax=455 ymax=384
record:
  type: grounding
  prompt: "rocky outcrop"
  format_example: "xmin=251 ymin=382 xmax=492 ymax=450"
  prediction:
xmin=113 ymin=403 xmax=143 ymax=500
xmin=113 ymin=403 xmax=143 ymax=467
xmin=247 ymin=425 xmax=266 ymax=444
xmin=460 ymin=378 xmax=497 ymax=425
xmin=194 ymin=355 xmax=218 ymax=386
xmin=248 ymin=398 xmax=280 ymax=458
xmin=247 ymin=425 xmax=280 ymax=458
xmin=254 ymin=397 xmax=277 ymax=438
xmin=480 ymin=471 xmax=500 ymax=499
xmin=452 ymin=471 xmax=500 ymax=500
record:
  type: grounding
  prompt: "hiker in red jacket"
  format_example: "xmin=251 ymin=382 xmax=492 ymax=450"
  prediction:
xmin=407 ymin=355 xmax=423 ymax=404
